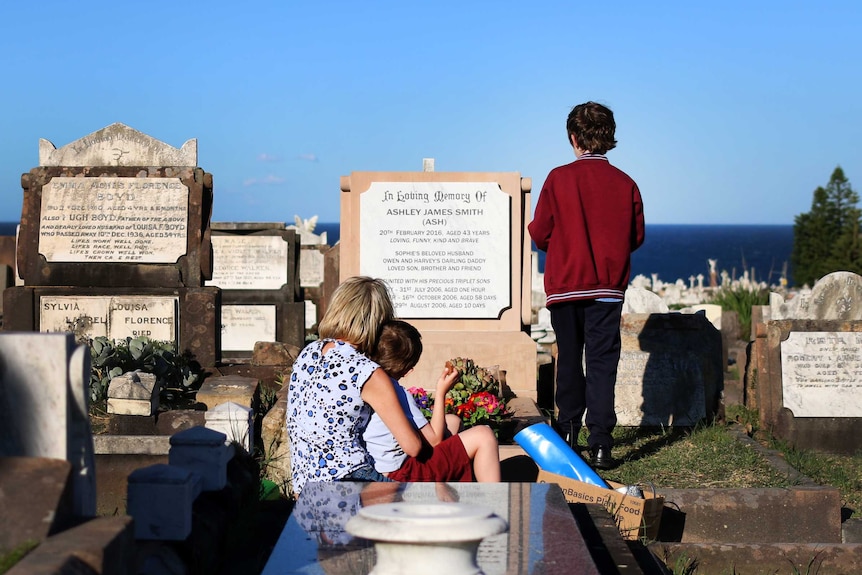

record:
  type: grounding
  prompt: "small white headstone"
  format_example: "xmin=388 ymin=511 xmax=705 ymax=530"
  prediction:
xmin=107 ymin=370 xmax=159 ymax=416
xmin=630 ymin=274 xmax=651 ymax=290
xmin=623 ymin=287 xmax=670 ymax=315
xmin=205 ymin=402 xmax=254 ymax=453
xmin=299 ymin=248 xmax=325 ymax=288
xmin=690 ymin=304 xmax=722 ymax=330
xmin=305 ymin=300 xmax=318 ymax=330
xmin=771 ymin=289 xmax=812 ymax=320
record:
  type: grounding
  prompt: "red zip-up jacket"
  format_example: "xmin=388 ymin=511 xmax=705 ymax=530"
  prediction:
xmin=528 ymin=154 xmax=645 ymax=305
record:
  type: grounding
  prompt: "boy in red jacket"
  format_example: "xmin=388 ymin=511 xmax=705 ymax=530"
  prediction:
xmin=528 ymin=101 xmax=645 ymax=469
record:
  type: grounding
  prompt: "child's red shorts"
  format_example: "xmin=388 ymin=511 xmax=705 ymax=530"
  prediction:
xmin=387 ymin=435 xmax=474 ymax=482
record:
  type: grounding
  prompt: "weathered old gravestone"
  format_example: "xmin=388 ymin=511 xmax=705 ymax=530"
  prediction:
xmin=206 ymin=222 xmax=304 ymax=358
xmin=0 ymin=332 xmax=96 ymax=517
xmin=339 ymin=171 xmax=537 ymax=399
xmin=3 ymin=123 xmax=219 ymax=365
xmin=770 ymin=271 xmax=862 ymax=320
xmin=805 ymin=271 xmax=862 ymax=320
xmin=616 ymin=312 xmax=723 ymax=426
xmin=754 ymin=272 xmax=862 ymax=454
xmin=759 ymin=320 xmax=862 ymax=454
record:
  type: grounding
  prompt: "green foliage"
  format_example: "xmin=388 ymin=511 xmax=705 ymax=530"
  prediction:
xmin=724 ymin=404 xmax=760 ymax=434
xmin=707 ymin=285 xmax=769 ymax=340
xmin=445 ymin=357 xmax=503 ymax=400
xmin=88 ymin=336 xmax=202 ymax=405
xmin=792 ymin=166 xmax=862 ymax=286
xmin=259 ymin=382 xmax=279 ymax=414
xmin=0 ymin=539 xmax=38 ymax=574
xmin=670 ymin=553 xmax=699 ymax=575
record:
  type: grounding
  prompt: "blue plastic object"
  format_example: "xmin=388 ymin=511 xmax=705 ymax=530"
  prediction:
xmin=514 ymin=423 xmax=610 ymax=488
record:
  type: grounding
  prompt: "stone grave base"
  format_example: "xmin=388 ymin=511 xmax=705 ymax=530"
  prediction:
xmin=774 ymin=411 xmax=862 ymax=455
xmin=651 ymin=542 xmax=862 ymax=574
xmin=399 ymin=330 xmax=538 ymax=401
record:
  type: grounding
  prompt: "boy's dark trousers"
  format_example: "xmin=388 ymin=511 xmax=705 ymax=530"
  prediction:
xmin=549 ymin=299 xmax=623 ymax=451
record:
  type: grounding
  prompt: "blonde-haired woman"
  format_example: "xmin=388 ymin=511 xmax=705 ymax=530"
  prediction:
xmin=286 ymin=276 xmax=427 ymax=496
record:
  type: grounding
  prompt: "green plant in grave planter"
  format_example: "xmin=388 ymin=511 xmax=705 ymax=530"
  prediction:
xmin=88 ymin=336 xmax=202 ymax=406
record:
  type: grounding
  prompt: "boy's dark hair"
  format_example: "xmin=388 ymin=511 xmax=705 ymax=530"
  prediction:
xmin=566 ymin=101 xmax=617 ymax=154
xmin=372 ymin=320 xmax=423 ymax=380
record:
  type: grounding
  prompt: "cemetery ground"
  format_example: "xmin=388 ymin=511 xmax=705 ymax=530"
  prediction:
xmin=215 ymin=406 xmax=862 ymax=575
xmin=5 ymin=369 xmax=861 ymax=574
xmin=604 ymin=405 xmax=862 ymax=518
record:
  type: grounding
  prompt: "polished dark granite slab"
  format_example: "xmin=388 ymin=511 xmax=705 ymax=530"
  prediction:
xmin=262 ymin=481 xmax=600 ymax=575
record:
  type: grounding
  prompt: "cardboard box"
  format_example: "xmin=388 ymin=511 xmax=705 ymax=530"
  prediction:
xmin=536 ymin=470 xmax=664 ymax=541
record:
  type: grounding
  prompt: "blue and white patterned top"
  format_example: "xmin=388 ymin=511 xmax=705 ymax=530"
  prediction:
xmin=286 ymin=339 xmax=379 ymax=495
xmin=293 ymin=481 xmax=363 ymax=545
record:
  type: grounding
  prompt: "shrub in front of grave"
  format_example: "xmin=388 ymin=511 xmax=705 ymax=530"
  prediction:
xmin=408 ymin=357 xmax=512 ymax=440
xmin=707 ymin=285 xmax=769 ymax=340
xmin=88 ymin=336 xmax=202 ymax=406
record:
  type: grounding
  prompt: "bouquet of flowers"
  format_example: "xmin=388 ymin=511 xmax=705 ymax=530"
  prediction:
xmin=449 ymin=390 xmax=509 ymax=428
xmin=407 ymin=357 xmax=511 ymax=436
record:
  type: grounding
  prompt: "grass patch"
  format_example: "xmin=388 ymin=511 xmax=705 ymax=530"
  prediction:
xmin=766 ymin=437 xmax=862 ymax=516
xmin=595 ymin=423 xmax=792 ymax=490
xmin=563 ymin=405 xmax=862 ymax=519
xmin=0 ymin=540 xmax=38 ymax=574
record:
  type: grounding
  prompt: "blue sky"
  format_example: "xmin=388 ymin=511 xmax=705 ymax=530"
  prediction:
xmin=1 ymin=1 xmax=860 ymax=225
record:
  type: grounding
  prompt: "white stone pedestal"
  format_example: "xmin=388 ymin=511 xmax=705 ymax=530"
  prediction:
xmin=345 ymin=502 xmax=507 ymax=575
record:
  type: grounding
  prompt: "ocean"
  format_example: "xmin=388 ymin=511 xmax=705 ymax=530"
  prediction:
xmin=2 ymin=221 xmax=795 ymax=287
xmin=313 ymin=222 xmax=795 ymax=287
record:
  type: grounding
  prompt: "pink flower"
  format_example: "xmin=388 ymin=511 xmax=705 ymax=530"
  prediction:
xmin=408 ymin=387 xmax=432 ymax=412
xmin=469 ymin=391 xmax=506 ymax=415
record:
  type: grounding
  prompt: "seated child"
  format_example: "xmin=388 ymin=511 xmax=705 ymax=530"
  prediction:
xmin=363 ymin=320 xmax=501 ymax=482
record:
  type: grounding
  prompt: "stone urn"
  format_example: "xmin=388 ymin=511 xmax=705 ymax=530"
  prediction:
xmin=345 ymin=502 xmax=507 ymax=575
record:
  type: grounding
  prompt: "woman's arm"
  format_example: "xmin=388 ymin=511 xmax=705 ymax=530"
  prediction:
xmin=361 ymin=368 xmax=425 ymax=458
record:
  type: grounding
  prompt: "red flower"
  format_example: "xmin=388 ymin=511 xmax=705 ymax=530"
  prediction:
xmin=455 ymin=402 xmax=476 ymax=418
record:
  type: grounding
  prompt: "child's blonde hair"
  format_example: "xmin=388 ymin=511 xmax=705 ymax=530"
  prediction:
xmin=317 ymin=276 xmax=395 ymax=355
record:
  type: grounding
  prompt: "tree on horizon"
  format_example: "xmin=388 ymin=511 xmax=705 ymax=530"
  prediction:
xmin=791 ymin=166 xmax=862 ymax=286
